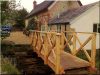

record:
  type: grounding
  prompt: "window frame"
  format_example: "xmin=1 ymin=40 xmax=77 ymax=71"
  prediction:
xmin=93 ymin=23 xmax=100 ymax=33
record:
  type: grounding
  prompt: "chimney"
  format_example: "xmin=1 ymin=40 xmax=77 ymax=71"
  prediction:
xmin=33 ymin=0 xmax=37 ymax=9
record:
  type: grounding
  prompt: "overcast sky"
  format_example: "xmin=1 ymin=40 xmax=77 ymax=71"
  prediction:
xmin=16 ymin=0 xmax=99 ymax=12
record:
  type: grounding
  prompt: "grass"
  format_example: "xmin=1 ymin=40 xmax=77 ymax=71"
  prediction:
xmin=1 ymin=55 xmax=20 ymax=74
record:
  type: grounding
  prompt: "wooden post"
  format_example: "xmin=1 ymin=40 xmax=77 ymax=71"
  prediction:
xmin=44 ymin=33 xmax=48 ymax=64
xmin=37 ymin=32 xmax=41 ymax=57
xmin=30 ymin=32 xmax=33 ymax=45
xmin=33 ymin=31 xmax=37 ymax=47
xmin=88 ymin=33 xmax=96 ymax=73
xmin=61 ymin=32 xmax=64 ymax=50
xmin=73 ymin=33 xmax=76 ymax=55
xmin=55 ymin=33 xmax=61 ymax=74
xmin=33 ymin=32 xmax=35 ymax=47
xmin=90 ymin=33 xmax=96 ymax=70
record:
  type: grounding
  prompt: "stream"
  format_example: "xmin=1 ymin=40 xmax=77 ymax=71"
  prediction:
xmin=1 ymin=44 xmax=54 ymax=75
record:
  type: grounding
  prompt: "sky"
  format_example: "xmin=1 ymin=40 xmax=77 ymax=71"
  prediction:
xmin=15 ymin=0 xmax=99 ymax=12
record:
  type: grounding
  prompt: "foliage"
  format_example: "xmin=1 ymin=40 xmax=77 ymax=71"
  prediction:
xmin=1 ymin=0 xmax=28 ymax=29
xmin=27 ymin=18 xmax=37 ymax=30
xmin=1 ymin=1 xmax=10 ymax=24
xmin=1 ymin=55 xmax=20 ymax=74
xmin=1 ymin=0 xmax=17 ymax=25
xmin=14 ymin=8 xmax=28 ymax=28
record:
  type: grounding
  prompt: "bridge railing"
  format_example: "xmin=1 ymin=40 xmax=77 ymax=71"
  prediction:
xmin=29 ymin=30 xmax=96 ymax=74
xmin=62 ymin=31 xmax=96 ymax=69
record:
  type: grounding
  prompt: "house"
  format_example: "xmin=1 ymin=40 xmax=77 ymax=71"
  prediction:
xmin=48 ymin=2 xmax=100 ymax=49
xmin=25 ymin=0 xmax=82 ymax=31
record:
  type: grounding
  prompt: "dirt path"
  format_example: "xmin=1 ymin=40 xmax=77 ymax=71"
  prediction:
xmin=2 ymin=31 xmax=31 ymax=45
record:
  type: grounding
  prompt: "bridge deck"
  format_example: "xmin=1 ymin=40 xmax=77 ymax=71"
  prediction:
xmin=41 ymin=50 xmax=90 ymax=70
xmin=60 ymin=51 xmax=90 ymax=70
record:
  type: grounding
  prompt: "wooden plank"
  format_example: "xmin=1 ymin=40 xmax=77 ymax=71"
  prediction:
xmin=48 ymin=50 xmax=90 ymax=73
xmin=64 ymin=35 xmax=73 ymax=49
xmin=44 ymin=34 xmax=49 ymax=64
xmin=47 ymin=59 xmax=56 ymax=73
xmin=63 ymin=33 xmax=73 ymax=54
xmin=91 ymin=34 xmax=96 ymax=68
xmin=73 ymin=34 xmax=76 ymax=55
xmin=48 ymin=51 xmax=65 ymax=74
xmin=60 ymin=51 xmax=90 ymax=70
xmin=64 ymin=31 xmax=95 ymax=34
xmin=29 ymin=32 xmax=34 ymax=45
xmin=55 ymin=35 xmax=61 ymax=74
xmin=61 ymin=32 xmax=64 ymax=50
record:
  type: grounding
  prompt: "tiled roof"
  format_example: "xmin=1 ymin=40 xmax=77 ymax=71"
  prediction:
xmin=25 ymin=1 xmax=54 ymax=19
xmin=25 ymin=0 xmax=82 ymax=19
xmin=48 ymin=2 xmax=97 ymax=25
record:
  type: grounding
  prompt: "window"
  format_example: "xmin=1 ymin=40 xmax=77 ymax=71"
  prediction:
xmin=93 ymin=24 xmax=97 ymax=32
xmin=93 ymin=23 xmax=100 ymax=33
xmin=41 ymin=25 xmax=47 ymax=36
xmin=48 ymin=25 xmax=51 ymax=31
xmin=41 ymin=25 xmax=48 ymax=31
xmin=57 ymin=25 xmax=61 ymax=32
xmin=41 ymin=25 xmax=45 ymax=31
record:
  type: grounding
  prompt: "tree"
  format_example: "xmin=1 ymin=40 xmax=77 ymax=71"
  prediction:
xmin=14 ymin=8 xmax=28 ymax=29
xmin=1 ymin=0 xmax=17 ymax=25
xmin=1 ymin=0 xmax=28 ymax=29
xmin=27 ymin=18 xmax=37 ymax=30
xmin=1 ymin=1 xmax=10 ymax=24
xmin=9 ymin=0 xmax=16 ymax=10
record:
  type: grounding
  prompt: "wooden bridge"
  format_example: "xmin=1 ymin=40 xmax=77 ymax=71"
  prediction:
xmin=29 ymin=30 xmax=96 ymax=74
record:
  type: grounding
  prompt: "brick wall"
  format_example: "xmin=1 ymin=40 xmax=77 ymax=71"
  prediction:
xmin=49 ymin=1 xmax=81 ymax=19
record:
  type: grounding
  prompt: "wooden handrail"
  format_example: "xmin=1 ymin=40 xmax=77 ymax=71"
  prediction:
xmin=29 ymin=30 xmax=97 ymax=74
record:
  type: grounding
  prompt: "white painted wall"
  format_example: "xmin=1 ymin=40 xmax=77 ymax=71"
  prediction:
xmin=25 ymin=19 xmax=29 ymax=28
xmin=70 ymin=4 xmax=100 ymax=49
